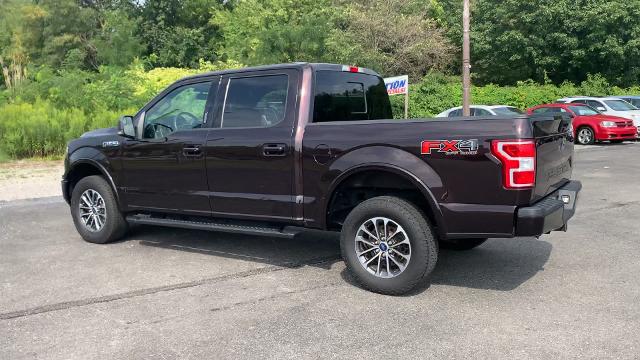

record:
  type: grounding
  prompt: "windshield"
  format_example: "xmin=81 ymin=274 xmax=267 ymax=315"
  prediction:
xmin=492 ymin=107 xmax=523 ymax=115
xmin=568 ymin=105 xmax=599 ymax=116
xmin=604 ymin=100 xmax=638 ymax=111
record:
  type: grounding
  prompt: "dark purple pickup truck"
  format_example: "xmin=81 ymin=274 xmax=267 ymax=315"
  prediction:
xmin=63 ymin=63 xmax=581 ymax=294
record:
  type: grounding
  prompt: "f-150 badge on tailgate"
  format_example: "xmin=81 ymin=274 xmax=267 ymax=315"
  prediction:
xmin=421 ymin=139 xmax=479 ymax=155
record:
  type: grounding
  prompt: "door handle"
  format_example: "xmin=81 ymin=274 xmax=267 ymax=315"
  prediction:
xmin=183 ymin=145 xmax=202 ymax=157
xmin=262 ymin=143 xmax=287 ymax=157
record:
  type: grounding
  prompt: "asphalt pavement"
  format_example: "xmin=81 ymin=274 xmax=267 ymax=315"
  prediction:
xmin=1 ymin=143 xmax=639 ymax=359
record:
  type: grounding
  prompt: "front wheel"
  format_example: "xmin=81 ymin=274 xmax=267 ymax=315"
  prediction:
xmin=340 ymin=196 xmax=438 ymax=295
xmin=70 ymin=175 xmax=128 ymax=244
xmin=576 ymin=126 xmax=595 ymax=145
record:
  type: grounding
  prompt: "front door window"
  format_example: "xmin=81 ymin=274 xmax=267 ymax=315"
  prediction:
xmin=143 ymin=82 xmax=212 ymax=139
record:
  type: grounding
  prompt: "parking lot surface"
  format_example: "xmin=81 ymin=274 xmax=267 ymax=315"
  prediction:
xmin=1 ymin=143 xmax=639 ymax=359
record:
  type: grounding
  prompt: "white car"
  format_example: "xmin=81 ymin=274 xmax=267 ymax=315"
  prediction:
xmin=557 ymin=96 xmax=640 ymax=132
xmin=436 ymin=105 xmax=523 ymax=118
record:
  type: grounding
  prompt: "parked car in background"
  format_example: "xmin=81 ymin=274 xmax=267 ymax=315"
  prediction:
xmin=557 ymin=96 xmax=640 ymax=135
xmin=436 ymin=105 xmax=523 ymax=117
xmin=616 ymin=96 xmax=640 ymax=108
xmin=528 ymin=103 xmax=637 ymax=145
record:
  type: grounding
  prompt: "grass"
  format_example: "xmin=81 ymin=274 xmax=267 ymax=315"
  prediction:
xmin=0 ymin=149 xmax=9 ymax=164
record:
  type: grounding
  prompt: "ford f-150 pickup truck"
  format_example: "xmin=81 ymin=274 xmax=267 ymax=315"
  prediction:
xmin=62 ymin=63 xmax=581 ymax=295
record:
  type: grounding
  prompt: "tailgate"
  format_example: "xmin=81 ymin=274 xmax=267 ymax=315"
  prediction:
xmin=531 ymin=115 xmax=574 ymax=202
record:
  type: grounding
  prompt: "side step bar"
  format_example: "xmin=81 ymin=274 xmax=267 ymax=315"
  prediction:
xmin=126 ymin=214 xmax=302 ymax=239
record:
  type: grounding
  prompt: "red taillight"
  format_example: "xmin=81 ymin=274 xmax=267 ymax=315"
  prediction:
xmin=491 ymin=140 xmax=536 ymax=189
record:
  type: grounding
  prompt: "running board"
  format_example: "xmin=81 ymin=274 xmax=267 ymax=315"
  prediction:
xmin=126 ymin=214 xmax=302 ymax=239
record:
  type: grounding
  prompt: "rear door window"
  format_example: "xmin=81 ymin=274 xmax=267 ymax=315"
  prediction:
xmin=472 ymin=108 xmax=492 ymax=116
xmin=221 ymin=75 xmax=289 ymax=128
xmin=629 ymin=99 xmax=640 ymax=107
xmin=313 ymin=71 xmax=392 ymax=123
xmin=581 ymin=100 xmax=604 ymax=110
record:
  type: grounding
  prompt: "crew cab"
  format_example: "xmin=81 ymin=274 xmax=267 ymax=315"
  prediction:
xmin=528 ymin=103 xmax=638 ymax=145
xmin=62 ymin=63 xmax=581 ymax=295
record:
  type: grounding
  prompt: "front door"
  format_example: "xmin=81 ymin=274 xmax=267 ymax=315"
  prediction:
xmin=121 ymin=79 xmax=218 ymax=216
xmin=205 ymin=69 xmax=299 ymax=222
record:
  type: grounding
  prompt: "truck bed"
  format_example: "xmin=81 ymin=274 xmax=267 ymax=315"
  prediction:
xmin=302 ymin=114 xmax=573 ymax=237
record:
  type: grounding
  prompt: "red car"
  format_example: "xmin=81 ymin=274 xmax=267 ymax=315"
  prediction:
xmin=527 ymin=103 xmax=638 ymax=145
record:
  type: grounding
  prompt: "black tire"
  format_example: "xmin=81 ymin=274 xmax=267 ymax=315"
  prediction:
xmin=576 ymin=126 xmax=595 ymax=145
xmin=70 ymin=175 xmax=128 ymax=244
xmin=440 ymin=238 xmax=487 ymax=251
xmin=340 ymin=196 xmax=438 ymax=295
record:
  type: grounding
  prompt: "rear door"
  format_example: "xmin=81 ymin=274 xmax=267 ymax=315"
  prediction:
xmin=205 ymin=69 xmax=300 ymax=222
xmin=530 ymin=115 xmax=574 ymax=202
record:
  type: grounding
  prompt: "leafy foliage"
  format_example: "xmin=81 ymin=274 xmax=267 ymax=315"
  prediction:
xmin=139 ymin=0 xmax=223 ymax=68
xmin=471 ymin=0 xmax=640 ymax=86
xmin=1 ymin=0 xmax=640 ymax=158
xmin=326 ymin=0 xmax=454 ymax=78
xmin=212 ymin=0 xmax=336 ymax=65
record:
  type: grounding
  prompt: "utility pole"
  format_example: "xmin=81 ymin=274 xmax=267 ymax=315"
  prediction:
xmin=462 ymin=0 xmax=471 ymax=116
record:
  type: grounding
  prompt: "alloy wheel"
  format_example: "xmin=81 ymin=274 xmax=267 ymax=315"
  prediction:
xmin=577 ymin=128 xmax=593 ymax=145
xmin=355 ymin=217 xmax=411 ymax=278
xmin=78 ymin=189 xmax=107 ymax=232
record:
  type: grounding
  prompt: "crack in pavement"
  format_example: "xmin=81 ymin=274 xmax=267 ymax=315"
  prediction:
xmin=0 ymin=255 xmax=340 ymax=321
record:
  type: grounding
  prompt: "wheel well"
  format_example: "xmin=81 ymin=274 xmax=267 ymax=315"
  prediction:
xmin=66 ymin=163 xmax=105 ymax=199
xmin=326 ymin=170 xmax=437 ymax=232
xmin=576 ymin=125 xmax=595 ymax=135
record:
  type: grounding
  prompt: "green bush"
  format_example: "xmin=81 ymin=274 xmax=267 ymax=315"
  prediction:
xmin=406 ymin=73 xmax=638 ymax=118
xmin=1 ymin=65 xmax=639 ymax=159
xmin=0 ymin=60 xmax=244 ymax=159
xmin=0 ymin=100 xmax=132 ymax=158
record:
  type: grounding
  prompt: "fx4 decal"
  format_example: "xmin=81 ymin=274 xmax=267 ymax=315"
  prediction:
xmin=421 ymin=139 xmax=479 ymax=156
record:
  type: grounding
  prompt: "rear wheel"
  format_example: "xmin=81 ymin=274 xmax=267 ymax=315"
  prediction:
xmin=576 ymin=126 xmax=595 ymax=145
xmin=70 ymin=175 xmax=128 ymax=244
xmin=440 ymin=238 xmax=487 ymax=251
xmin=340 ymin=196 xmax=438 ymax=295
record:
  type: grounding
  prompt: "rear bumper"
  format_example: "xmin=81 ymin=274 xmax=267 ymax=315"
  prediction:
xmin=515 ymin=180 xmax=582 ymax=237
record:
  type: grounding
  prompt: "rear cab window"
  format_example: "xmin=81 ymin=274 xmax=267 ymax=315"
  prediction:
xmin=313 ymin=71 xmax=392 ymax=123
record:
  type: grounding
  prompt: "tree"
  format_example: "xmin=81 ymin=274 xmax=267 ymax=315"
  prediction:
xmin=470 ymin=0 xmax=640 ymax=86
xmin=1 ymin=0 xmax=143 ymax=72
xmin=0 ymin=0 xmax=31 ymax=89
xmin=325 ymin=0 xmax=454 ymax=78
xmin=138 ymin=0 xmax=223 ymax=68
xmin=212 ymin=0 xmax=336 ymax=65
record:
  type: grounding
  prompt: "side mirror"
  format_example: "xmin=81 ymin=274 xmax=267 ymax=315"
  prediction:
xmin=596 ymin=106 xmax=606 ymax=112
xmin=117 ymin=116 xmax=136 ymax=139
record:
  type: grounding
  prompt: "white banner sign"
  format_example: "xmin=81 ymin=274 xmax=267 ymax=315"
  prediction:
xmin=384 ymin=75 xmax=409 ymax=96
